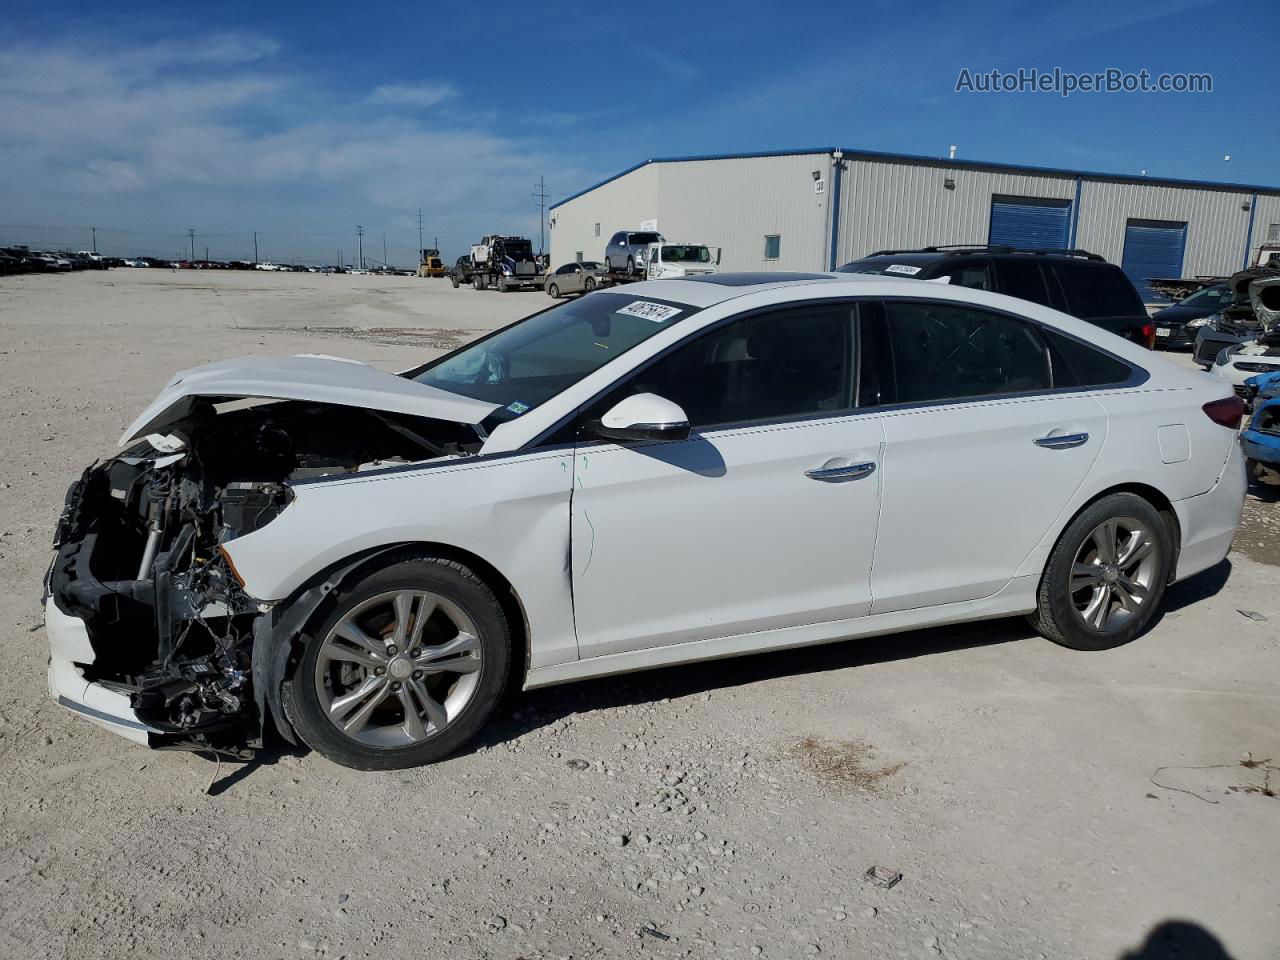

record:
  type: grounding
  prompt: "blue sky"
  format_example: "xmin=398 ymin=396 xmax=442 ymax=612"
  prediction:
xmin=2 ymin=0 xmax=1275 ymax=264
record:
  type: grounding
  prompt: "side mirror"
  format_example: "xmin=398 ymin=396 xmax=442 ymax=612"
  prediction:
xmin=590 ymin=393 xmax=690 ymax=443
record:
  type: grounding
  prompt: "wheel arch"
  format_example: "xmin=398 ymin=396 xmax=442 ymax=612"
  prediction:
xmin=1055 ymin=482 xmax=1182 ymax=581
xmin=255 ymin=540 xmax=531 ymax=745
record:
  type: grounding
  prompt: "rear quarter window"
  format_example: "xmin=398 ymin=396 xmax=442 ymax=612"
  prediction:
xmin=1041 ymin=328 xmax=1133 ymax=386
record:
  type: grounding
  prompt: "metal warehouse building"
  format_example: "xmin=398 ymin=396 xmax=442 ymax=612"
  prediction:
xmin=548 ymin=147 xmax=1280 ymax=301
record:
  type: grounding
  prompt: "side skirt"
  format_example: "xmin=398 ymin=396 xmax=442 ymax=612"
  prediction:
xmin=524 ymin=576 xmax=1037 ymax=690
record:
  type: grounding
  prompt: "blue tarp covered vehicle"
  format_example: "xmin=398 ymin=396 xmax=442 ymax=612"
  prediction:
xmin=1241 ymin=371 xmax=1280 ymax=483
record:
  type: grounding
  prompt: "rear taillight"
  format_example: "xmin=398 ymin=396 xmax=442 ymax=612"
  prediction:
xmin=1202 ymin=396 xmax=1245 ymax=429
xmin=1140 ymin=322 xmax=1155 ymax=350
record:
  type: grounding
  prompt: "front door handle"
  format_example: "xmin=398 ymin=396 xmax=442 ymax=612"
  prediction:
xmin=1034 ymin=432 xmax=1089 ymax=450
xmin=805 ymin=460 xmax=877 ymax=483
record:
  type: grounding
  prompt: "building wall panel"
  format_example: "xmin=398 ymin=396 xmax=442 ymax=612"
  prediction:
xmin=1075 ymin=180 xmax=1254 ymax=278
xmin=836 ymin=161 xmax=1076 ymax=266
xmin=654 ymin=153 xmax=832 ymax=272
xmin=550 ymin=165 xmax=659 ymax=268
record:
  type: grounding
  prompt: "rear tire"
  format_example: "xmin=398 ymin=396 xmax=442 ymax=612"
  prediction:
xmin=282 ymin=557 xmax=511 ymax=770
xmin=450 ymin=274 xmax=459 ymax=288
xmin=1028 ymin=492 xmax=1171 ymax=651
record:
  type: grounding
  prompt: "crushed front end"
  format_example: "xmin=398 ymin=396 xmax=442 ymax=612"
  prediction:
xmin=44 ymin=396 xmax=477 ymax=753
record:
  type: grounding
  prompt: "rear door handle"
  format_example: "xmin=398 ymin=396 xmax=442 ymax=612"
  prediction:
xmin=1034 ymin=432 xmax=1089 ymax=450
xmin=805 ymin=460 xmax=877 ymax=483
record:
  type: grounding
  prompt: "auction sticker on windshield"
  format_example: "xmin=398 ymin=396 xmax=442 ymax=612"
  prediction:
xmin=617 ymin=301 xmax=682 ymax=323
xmin=884 ymin=264 xmax=922 ymax=276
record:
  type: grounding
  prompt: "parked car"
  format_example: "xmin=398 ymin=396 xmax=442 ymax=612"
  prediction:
xmin=0 ymin=251 xmax=23 ymax=275
xmin=123 ymin=259 xmax=149 ymax=268
xmin=2 ymin=248 xmax=44 ymax=272
xmin=36 ymin=252 xmax=73 ymax=272
xmin=449 ymin=255 xmax=474 ymax=288
xmin=604 ymin=230 xmax=665 ymax=275
xmin=1150 ymin=283 xmax=1232 ymax=348
xmin=1240 ymin=371 xmax=1280 ymax=485
xmin=545 ymin=261 xmax=605 ymax=298
xmin=1208 ymin=338 xmax=1280 ymax=394
xmin=837 ymin=246 xmax=1155 ymax=348
xmin=1192 ymin=268 xmax=1280 ymax=367
xmin=45 ymin=271 xmax=1245 ymax=769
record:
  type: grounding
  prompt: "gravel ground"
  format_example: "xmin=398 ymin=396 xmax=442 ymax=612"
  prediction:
xmin=1 ymin=270 xmax=1276 ymax=960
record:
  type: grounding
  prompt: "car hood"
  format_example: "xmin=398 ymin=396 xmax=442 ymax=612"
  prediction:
xmin=120 ymin=354 xmax=500 ymax=446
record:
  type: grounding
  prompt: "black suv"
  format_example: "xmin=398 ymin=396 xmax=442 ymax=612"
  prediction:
xmin=836 ymin=246 xmax=1154 ymax=348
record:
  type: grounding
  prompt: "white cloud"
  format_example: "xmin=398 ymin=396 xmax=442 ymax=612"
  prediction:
xmin=368 ymin=82 xmax=457 ymax=108
xmin=0 ymin=36 xmax=587 ymax=261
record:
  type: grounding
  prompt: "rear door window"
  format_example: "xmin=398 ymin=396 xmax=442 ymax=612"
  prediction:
xmin=995 ymin=260 xmax=1050 ymax=306
xmin=858 ymin=300 xmax=1052 ymax=405
xmin=948 ymin=265 xmax=992 ymax=290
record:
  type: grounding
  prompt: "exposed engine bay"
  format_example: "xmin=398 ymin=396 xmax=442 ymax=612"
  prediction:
xmin=46 ymin=398 xmax=480 ymax=752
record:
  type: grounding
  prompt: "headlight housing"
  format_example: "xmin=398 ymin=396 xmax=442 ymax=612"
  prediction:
xmin=1187 ymin=313 xmax=1216 ymax=329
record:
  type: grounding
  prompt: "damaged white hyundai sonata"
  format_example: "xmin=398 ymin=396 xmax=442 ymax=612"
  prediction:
xmin=46 ymin=273 xmax=1247 ymax=769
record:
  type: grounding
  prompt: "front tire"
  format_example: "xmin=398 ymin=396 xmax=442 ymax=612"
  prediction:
xmin=1029 ymin=493 xmax=1171 ymax=651
xmin=282 ymin=558 xmax=511 ymax=770
xmin=547 ymin=283 xmax=560 ymax=298
xmin=584 ymin=277 xmax=596 ymax=292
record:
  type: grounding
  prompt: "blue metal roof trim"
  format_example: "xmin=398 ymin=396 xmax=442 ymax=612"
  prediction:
xmin=549 ymin=146 xmax=1280 ymax=210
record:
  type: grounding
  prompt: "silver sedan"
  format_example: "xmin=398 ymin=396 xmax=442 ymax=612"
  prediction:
xmin=545 ymin=261 xmax=605 ymax=298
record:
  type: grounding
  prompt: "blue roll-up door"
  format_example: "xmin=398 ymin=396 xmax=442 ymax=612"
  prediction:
xmin=988 ymin=196 xmax=1072 ymax=250
xmin=1121 ymin=219 xmax=1187 ymax=303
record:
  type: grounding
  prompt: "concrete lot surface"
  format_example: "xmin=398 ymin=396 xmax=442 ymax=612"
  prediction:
xmin=1 ymin=270 xmax=1276 ymax=960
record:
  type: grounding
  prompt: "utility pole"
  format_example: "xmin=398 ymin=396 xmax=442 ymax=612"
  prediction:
xmin=532 ymin=176 xmax=549 ymax=257
xmin=204 ymin=246 xmax=209 ymax=261
xmin=188 ymin=228 xmax=196 ymax=261
xmin=90 ymin=226 xmax=97 ymax=253
xmin=253 ymin=231 xmax=259 ymax=263
xmin=383 ymin=234 xmax=388 ymax=269
xmin=356 ymin=225 xmax=365 ymax=269
xmin=417 ymin=208 xmax=425 ymax=256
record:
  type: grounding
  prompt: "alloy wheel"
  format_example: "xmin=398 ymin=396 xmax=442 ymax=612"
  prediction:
xmin=314 ymin=590 xmax=482 ymax=748
xmin=1068 ymin=517 xmax=1159 ymax=632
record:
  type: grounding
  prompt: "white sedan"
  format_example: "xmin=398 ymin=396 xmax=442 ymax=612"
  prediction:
xmin=45 ymin=272 xmax=1247 ymax=769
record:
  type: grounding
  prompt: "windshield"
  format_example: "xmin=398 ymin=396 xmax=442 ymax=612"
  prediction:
xmin=661 ymin=245 xmax=711 ymax=263
xmin=1180 ymin=284 xmax=1231 ymax=307
xmin=412 ymin=292 xmax=698 ymax=423
xmin=497 ymin=240 xmax=534 ymax=261
xmin=627 ymin=232 xmax=663 ymax=245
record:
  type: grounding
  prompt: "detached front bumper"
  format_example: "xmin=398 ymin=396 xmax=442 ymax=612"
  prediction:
xmin=46 ymin=598 xmax=162 ymax=745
